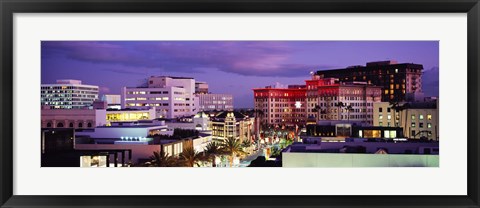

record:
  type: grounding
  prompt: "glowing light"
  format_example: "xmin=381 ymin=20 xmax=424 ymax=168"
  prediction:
xmin=295 ymin=101 xmax=302 ymax=108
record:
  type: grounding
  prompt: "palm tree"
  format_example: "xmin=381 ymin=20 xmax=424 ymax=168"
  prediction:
xmin=242 ymin=139 xmax=252 ymax=148
xmin=313 ymin=104 xmax=321 ymax=120
xmin=148 ymin=150 xmax=176 ymax=167
xmin=399 ymin=103 xmax=411 ymax=137
xmin=389 ymin=101 xmax=400 ymax=127
xmin=204 ymin=141 xmax=223 ymax=167
xmin=242 ymin=139 xmax=253 ymax=154
xmin=335 ymin=101 xmax=345 ymax=120
xmin=254 ymin=109 xmax=265 ymax=146
xmin=344 ymin=105 xmax=353 ymax=121
xmin=179 ymin=145 xmax=204 ymax=167
xmin=220 ymin=137 xmax=246 ymax=167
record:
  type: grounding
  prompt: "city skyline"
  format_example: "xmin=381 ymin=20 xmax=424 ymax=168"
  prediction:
xmin=42 ymin=41 xmax=439 ymax=108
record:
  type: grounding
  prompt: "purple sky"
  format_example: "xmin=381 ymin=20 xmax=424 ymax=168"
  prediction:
xmin=41 ymin=41 xmax=439 ymax=108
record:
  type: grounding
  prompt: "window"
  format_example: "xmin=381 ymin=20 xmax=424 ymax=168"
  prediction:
xmin=411 ymin=130 xmax=416 ymax=137
xmin=47 ymin=122 xmax=52 ymax=128
xmin=411 ymin=122 xmax=416 ymax=127
xmin=69 ymin=123 xmax=74 ymax=128
xmin=387 ymin=108 xmax=391 ymax=112
xmin=57 ymin=122 xmax=64 ymax=128
xmin=411 ymin=114 xmax=416 ymax=120
xmin=87 ymin=123 xmax=92 ymax=128
xmin=379 ymin=122 xmax=383 ymax=126
xmin=379 ymin=107 xmax=383 ymax=112
xmin=78 ymin=123 xmax=83 ymax=128
xmin=427 ymin=114 xmax=432 ymax=120
xmin=419 ymin=123 xmax=424 ymax=128
xmin=419 ymin=114 xmax=424 ymax=120
xmin=379 ymin=115 xmax=383 ymax=120
xmin=427 ymin=123 xmax=432 ymax=128
xmin=387 ymin=115 xmax=391 ymax=120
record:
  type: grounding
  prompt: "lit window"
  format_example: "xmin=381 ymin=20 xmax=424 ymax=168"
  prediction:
xmin=427 ymin=114 xmax=432 ymax=120
xmin=411 ymin=122 xmax=416 ymax=127
xmin=387 ymin=115 xmax=391 ymax=120
xmin=379 ymin=122 xmax=383 ymax=126
xmin=411 ymin=114 xmax=416 ymax=120
xmin=427 ymin=123 xmax=432 ymax=128
xmin=419 ymin=114 xmax=424 ymax=120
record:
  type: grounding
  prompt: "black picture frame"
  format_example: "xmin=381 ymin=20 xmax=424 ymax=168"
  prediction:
xmin=1 ymin=0 xmax=479 ymax=207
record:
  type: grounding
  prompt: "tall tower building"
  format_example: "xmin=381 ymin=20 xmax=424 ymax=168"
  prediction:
xmin=316 ymin=61 xmax=424 ymax=102
xmin=41 ymin=79 xmax=99 ymax=109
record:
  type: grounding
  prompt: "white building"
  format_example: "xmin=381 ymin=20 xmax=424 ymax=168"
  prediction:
xmin=41 ymin=79 xmax=99 ymax=109
xmin=373 ymin=101 xmax=439 ymax=140
xmin=197 ymin=93 xmax=234 ymax=111
xmin=101 ymin=94 xmax=121 ymax=109
xmin=75 ymin=124 xmax=170 ymax=139
xmin=122 ymin=76 xmax=199 ymax=119
xmin=195 ymin=81 xmax=209 ymax=94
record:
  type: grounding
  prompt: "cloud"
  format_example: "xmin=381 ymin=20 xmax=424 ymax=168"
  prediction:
xmin=422 ymin=66 xmax=439 ymax=97
xmin=99 ymin=86 xmax=111 ymax=93
xmin=42 ymin=41 xmax=332 ymax=77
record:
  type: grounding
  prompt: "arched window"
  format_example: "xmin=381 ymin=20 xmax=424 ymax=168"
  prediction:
xmin=87 ymin=122 xmax=92 ymax=128
xmin=78 ymin=123 xmax=83 ymax=128
xmin=69 ymin=122 xmax=74 ymax=128
xmin=46 ymin=122 xmax=52 ymax=128
xmin=57 ymin=123 xmax=64 ymax=128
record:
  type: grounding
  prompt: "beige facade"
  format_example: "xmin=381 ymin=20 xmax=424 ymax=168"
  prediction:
xmin=373 ymin=101 xmax=439 ymax=140
xmin=211 ymin=112 xmax=254 ymax=142
xmin=41 ymin=108 xmax=99 ymax=129
xmin=197 ymin=93 xmax=234 ymax=111
xmin=306 ymin=77 xmax=382 ymax=126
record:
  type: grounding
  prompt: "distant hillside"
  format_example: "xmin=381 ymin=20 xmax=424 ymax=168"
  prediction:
xmin=422 ymin=67 xmax=439 ymax=97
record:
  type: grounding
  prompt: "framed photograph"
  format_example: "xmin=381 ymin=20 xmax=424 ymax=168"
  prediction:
xmin=1 ymin=0 xmax=479 ymax=207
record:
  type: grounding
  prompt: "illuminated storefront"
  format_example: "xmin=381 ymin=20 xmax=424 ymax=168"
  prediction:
xmin=104 ymin=108 xmax=155 ymax=125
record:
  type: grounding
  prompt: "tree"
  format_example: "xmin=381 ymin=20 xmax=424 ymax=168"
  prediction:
xmin=389 ymin=101 xmax=400 ymax=127
xmin=335 ymin=101 xmax=345 ymax=120
xmin=344 ymin=105 xmax=353 ymax=121
xmin=179 ymin=145 xmax=204 ymax=167
xmin=399 ymin=103 xmax=411 ymax=137
xmin=313 ymin=104 xmax=321 ymax=120
xmin=220 ymin=137 xmax=246 ymax=167
xmin=148 ymin=149 xmax=177 ymax=167
xmin=254 ymin=109 xmax=265 ymax=145
xmin=204 ymin=141 xmax=223 ymax=167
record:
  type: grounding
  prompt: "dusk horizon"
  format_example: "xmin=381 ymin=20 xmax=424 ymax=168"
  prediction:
xmin=41 ymin=41 xmax=439 ymax=108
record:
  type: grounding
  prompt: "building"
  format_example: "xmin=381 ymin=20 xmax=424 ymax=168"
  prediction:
xmin=41 ymin=79 xmax=99 ymax=109
xmin=197 ymin=93 xmax=234 ymax=111
xmin=315 ymin=60 xmax=424 ymax=102
xmin=195 ymin=81 xmax=209 ymax=94
xmin=305 ymin=76 xmax=382 ymax=125
xmin=75 ymin=123 xmax=171 ymax=139
xmin=41 ymin=106 xmax=107 ymax=128
xmin=373 ymin=101 xmax=439 ymax=140
xmin=41 ymin=128 xmax=131 ymax=167
xmin=253 ymin=85 xmax=307 ymax=127
xmin=282 ymin=139 xmax=439 ymax=167
xmin=211 ymin=111 xmax=254 ymax=142
xmin=305 ymin=120 xmax=403 ymax=141
xmin=122 ymin=76 xmax=199 ymax=119
xmin=101 ymin=94 xmax=121 ymax=109
xmin=253 ymin=76 xmax=381 ymax=127
xmin=104 ymin=108 xmax=156 ymax=125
